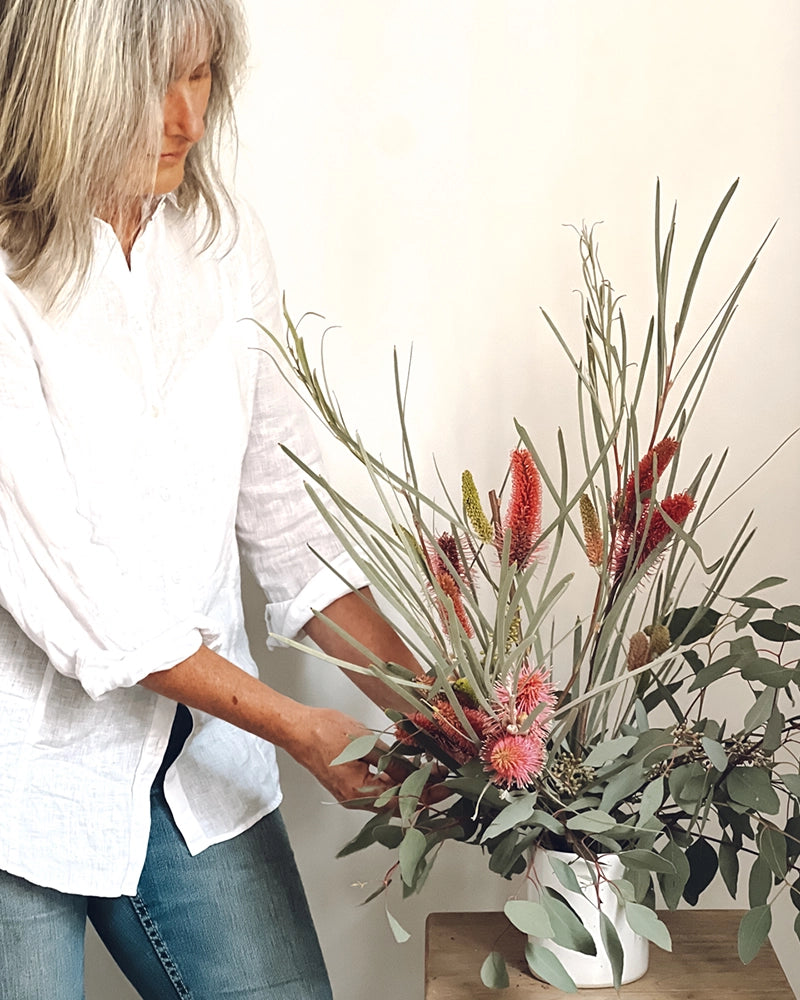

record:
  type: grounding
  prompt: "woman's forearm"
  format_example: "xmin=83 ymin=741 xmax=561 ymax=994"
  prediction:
xmin=302 ymin=588 xmax=425 ymax=712
xmin=139 ymin=588 xmax=420 ymax=802
xmin=140 ymin=645 xmax=395 ymax=804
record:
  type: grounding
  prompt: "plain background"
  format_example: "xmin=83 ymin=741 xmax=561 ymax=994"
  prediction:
xmin=85 ymin=1 xmax=799 ymax=997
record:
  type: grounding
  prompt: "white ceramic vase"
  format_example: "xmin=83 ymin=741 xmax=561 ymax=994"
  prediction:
xmin=527 ymin=848 xmax=649 ymax=988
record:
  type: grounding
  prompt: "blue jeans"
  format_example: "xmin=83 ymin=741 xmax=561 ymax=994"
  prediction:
xmin=0 ymin=709 xmax=333 ymax=1000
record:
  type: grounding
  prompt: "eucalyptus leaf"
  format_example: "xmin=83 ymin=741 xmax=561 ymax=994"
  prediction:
xmin=738 ymin=905 xmax=772 ymax=964
xmin=743 ymin=688 xmax=775 ymax=733
xmin=398 ymin=827 xmax=427 ymax=887
xmin=701 ymin=737 xmax=729 ymax=771
xmin=398 ymin=764 xmax=433 ymax=823
xmin=740 ymin=657 xmax=795 ymax=688
xmin=775 ymin=605 xmax=800 ymax=626
xmin=529 ymin=810 xmax=566 ymax=835
xmin=337 ymin=812 xmax=388 ymax=858
xmin=565 ymin=809 xmax=619 ymax=834
xmin=682 ymin=838 xmax=718 ymax=906
xmin=504 ymin=899 xmax=553 ymax=938
xmin=330 ymin=732 xmax=380 ymax=766
xmin=373 ymin=825 xmax=404 ymax=849
xmin=481 ymin=793 xmax=537 ymax=843
xmin=762 ymin=707 xmax=785 ymax=754
xmin=583 ymin=736 xmax=638 ymax=767
xmin=540 ymin=894 xmax=597 ymax=955
xmin=600 ymin=764 xmax=647 ymax=812
xmin=748 ymin=855 xmax=772 ymax=908
xmin=727 ymin=767 xmax=781 ymax=815
xmin=637 ymin=777 xmax=665 ymax=826
xmin=670 ymin=606 xmax=721 ymax=644
xmin=480 ymin=951 xmax=509 ymax=989
xmin=688 ymin=652 xmax=741 ymax=691
xmin=624 ymin=902 xmax=672 ymax=951
xmin=778 ymin=772 xmax=800 ymax=797
xmin=750 ymin=620 xmax=800 ymax=643
xmin=598 ymin=911 xmax=624 ymax=990
xmin=759 ymin=826 xmax=788 ymax=879
xmin=548 ymin=854 xmax=582 ymax=894
xmin=619 ymin=849 xmax=676 ymax=874
xmin=524 ymin=942 xmax=577 ymax=993
xmin=718 ymin=839 xmax=740 ymax=899
xmin=386 ymin=908 xmax=411 ymax=944
xmin=658 ymin=840 xmax=691 ymax=910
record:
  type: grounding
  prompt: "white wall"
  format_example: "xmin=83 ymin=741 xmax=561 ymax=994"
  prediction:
xmin=86 ymin=1 xmax=799 ymax=996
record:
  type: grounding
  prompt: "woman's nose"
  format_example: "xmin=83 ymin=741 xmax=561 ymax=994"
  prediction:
xmin=163 ymin=83 xmax=206 ymax=143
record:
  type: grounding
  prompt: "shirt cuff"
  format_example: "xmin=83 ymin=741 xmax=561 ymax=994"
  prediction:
xmin=76 ymin=616 xmax=223 ymax=700
xmin=265 ymin=551 xmax=370 ymax=649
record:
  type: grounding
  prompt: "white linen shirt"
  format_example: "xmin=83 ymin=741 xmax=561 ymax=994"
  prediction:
xmin=0 ymin=197 xmax=366 ymax=896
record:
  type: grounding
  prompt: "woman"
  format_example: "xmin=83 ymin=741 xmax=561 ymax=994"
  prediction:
xmin=0 ymin=1 xmax=415 ymax=997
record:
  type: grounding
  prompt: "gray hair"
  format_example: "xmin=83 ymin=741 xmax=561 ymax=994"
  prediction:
xmin=0 ymin=0 xmax=248 ymax=303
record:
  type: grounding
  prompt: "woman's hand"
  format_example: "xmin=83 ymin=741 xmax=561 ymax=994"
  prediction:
xmin=284 ymin=704 xmax=407 ymax=807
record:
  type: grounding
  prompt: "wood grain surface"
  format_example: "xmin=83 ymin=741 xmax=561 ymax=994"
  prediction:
xmin=425 ymin=910 xmax=794 ymax=999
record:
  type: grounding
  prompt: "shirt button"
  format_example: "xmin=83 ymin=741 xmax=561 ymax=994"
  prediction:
xmin=151 ymin=405 xmax=160 ymax=418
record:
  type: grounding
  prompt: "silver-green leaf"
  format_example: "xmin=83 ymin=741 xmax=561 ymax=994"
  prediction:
xmin=480 ymin=951 xmax=509 ymax=989
xmin=624 ymin=902 xmax=672 ymax=951
xmin=738 ymin=905 xmax=772 ymax=964
xmin=504 ymin=899 xmax=553 ymax=938
xmin=524 ymin=942 xmax=577 ymax=993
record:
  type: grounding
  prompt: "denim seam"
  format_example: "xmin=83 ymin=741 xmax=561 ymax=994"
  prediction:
xmin=129 ymin=893 xmax=192 ymax=999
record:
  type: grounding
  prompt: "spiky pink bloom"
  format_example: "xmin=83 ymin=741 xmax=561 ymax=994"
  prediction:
xmin=495 ymin=450 xmax=542 ymax=569
xmin=494 ymin=666 xmax=556 ymax=725
xmin=398 ymin=701 xmax=491 ymax=764
xmin=482 ymin=732 xmax=546 ymax=789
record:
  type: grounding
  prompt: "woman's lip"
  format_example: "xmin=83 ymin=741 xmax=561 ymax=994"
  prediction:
xmin=160 ymin=149 xmax=187 ymax=161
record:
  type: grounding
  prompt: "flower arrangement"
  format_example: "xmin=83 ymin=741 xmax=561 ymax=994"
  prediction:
xmin=262 ymin=181 xmax=799 ymax=992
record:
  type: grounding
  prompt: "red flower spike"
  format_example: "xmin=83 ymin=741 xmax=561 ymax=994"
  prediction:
xmin=621 ymin=437 xmax=679 ymax=528
xmin=398 ymin=702 xmax=491 ymax=764
xmin=636 ymin=492 xmax=695 ymax=564
xmin=423 ymin=532 xmax=475 ymax=638
xmin=496 ymin=450 xmax=543 ymax=569
xmin=435 ymin=571 xmax=474 ymax=638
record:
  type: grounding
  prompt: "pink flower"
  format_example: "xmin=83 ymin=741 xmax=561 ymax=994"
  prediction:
xmin=482 ymin=732 xmax=546 ymax=789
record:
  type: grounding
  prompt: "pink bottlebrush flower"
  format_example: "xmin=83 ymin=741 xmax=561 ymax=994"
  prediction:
xmin=398 ymin=700 xmax=491 ymax=764
xmin=482 ymin=731 xmax=546 ymax=789
xmin=494 ymin=665 xmax=556 ymax=727
xmin=620 ymin=437 xmax=679 ymax=528
xmin=635 ymin=492 xmax=695 ymax=564
xmin=424 ymin=532 xmax=475 ymax=638
xmin=495 ymin=450 xmax=542 ymax=569
xmin=434 ymin=570 xmax=474 ymax=638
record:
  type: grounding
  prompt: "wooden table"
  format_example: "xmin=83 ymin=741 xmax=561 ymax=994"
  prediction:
xmin=425 ymin=910 xmax=794 ymax=998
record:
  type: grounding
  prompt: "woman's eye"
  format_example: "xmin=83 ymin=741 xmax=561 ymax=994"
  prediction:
xmin=189 ymin=62 xmax=211 ymax=82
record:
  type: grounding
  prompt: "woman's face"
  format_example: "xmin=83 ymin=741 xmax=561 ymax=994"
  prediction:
xmin=153 ymin=57 xmax=212 ymax=196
